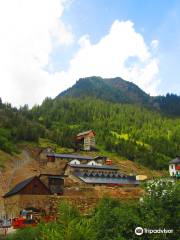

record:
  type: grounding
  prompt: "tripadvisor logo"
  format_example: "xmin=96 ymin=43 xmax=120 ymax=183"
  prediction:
xmin=135 ymin=227 xmax=143 ymax=236
xmin=135 ymin=227 xmax=173 ymax=235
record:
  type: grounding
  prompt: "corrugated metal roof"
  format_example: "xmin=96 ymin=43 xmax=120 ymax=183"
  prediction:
xmin=75 ymin=172 xmax=139 ymax=185
xmin=81 ymin=171 xmax=126 ymax=178
xmin=39 ymin=174 xmax=67 ymax=178
xmin=169 ymin=157 xmax=180 ymax=164
xmin=68 ymin=163 xmax=119 ymax=170
xmin=4 ymin=176 xmax=35 ymax=198
xmin=77 ymin=130 xmax=94 ymax=137
xmin=47 ymin=153 xmax=94 ymax=161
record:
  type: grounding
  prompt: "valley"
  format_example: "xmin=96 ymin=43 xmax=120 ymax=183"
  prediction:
xmin=0 ymin=76 xmax=179 ymax=239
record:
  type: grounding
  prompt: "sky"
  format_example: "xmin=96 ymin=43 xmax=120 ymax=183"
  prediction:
xmin=0 ymin=0 xmax=180 ymax=107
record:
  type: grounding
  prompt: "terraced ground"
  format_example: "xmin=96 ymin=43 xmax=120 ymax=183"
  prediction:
xmin=0 ymin=143 xmax=168 ymax=218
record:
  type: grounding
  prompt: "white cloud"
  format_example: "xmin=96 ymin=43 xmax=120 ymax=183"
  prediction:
xmin=151 ymin=40 xmax=159 ymax=49
xmin=0 ymin=3 xmax=160 ymax=107
xmin=61 ymin=20 xmax=160 ymax=96
xmin=0 ymin=0 xmax=73 ymax=107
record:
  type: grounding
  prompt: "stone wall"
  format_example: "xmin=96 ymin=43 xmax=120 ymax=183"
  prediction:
xmin=4 ymin=193 xmax=97 ymax=218
xmin=4 ymin=186 xmax=144 ymax=218
xmin=4 ymin=195 xmax=50 ymax=218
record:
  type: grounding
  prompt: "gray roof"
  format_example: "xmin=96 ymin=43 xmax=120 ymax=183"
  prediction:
xmin=68 ymin=163 xmax=119 ymax=170
xmin=39 ymin=174 xmax=67 ymax=178
xmin=47 ymin=153 xmax=94 ymax=161
xmin=94 ymin=156 xmax=107 ymax=160
xmin=75 ymin=172 xmax=139 ymax=185
xmin=48 ymin=176 xmax=64 ymax=179
xmin=4 ymin=176 xmax=35 ymax=198
xmin=169 ymin=157 xmax=180 ymax=164
xmin=77 ymin=130 xmax=94 ymax=137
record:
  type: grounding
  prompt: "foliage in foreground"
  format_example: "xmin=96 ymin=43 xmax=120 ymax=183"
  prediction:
xmin=6 ymin=179 xmax=180 ymax=240
xmin=5 ymin=227 xmax=40 ymax=240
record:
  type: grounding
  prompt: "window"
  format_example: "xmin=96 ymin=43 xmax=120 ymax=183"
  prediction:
xmin=171 ymin=165 xmax=174 ymax=169
xmin=32 ymin=184 xmax=38 ymax=194
xmin=48 ymin=177 xmax=64 ymax=194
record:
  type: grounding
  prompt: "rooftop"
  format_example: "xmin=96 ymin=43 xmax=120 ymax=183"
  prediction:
xmin=68 ymin=163 xmax=119 ymax=170
xmin=39 ymin=174 xmax=68 ymax=178
xmin=77 ymin=130 xmax=95 ymax=137
xmin=3 ymin=176 xmax=49 ymax=198
xmin=169 ymin=157 xmax=180 ymax=164
xmin=75 ymin=172 xmax=139 ymax=185
xmin=47 ymin=153 xmax=94 ymax=161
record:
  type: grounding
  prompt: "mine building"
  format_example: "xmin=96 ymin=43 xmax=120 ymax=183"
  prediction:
xmin=3 ymin=174 xmax=67 ymax=218
xmin=75 ymin=130 xmax=96 ymax=151
xmin=3 ymin=176 xmax=51 ymax=198
xmin=3 ymin=150 xmax=140 ymax=218
xmin=46 ymin=153 xmax=107 ymax=165
xmin=64 ymin=163 xmax=139 ymax=187
xmin=39 ymin=174 xmax=67 ymax=195
xmin=38 ymin=147 xmax=54 ymax=167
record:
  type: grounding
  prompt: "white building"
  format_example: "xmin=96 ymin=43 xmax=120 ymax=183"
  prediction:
xmin=87 ymin=160 xmax=102 ymax=166
xmin=169 ymin=157 xmax=180 ymax=177
xmin=69 ymin=159 xmax=80 ymax=165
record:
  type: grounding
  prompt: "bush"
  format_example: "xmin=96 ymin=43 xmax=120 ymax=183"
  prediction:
xmin=6 ymin=227 xmax=40 ymax=240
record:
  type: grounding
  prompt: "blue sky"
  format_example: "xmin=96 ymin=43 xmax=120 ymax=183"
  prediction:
xmin=61 ymin=0 xmax=180 ymax=95
xmin=0 ymin=0 xmax=179 ymax=106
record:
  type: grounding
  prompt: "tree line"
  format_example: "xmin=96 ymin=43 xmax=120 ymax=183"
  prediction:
xmin=30 ymin=97 xmax=180 ymax=170
xmin=0 ymin=97 xmax=180 ymax=170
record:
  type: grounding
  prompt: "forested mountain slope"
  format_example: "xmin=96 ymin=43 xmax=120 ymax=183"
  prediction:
xmin=29 ymin=97 xmax=180 ymax=170
xmin=58 ymin=76 xmax=180 ymax=116
xmin=0 ymin=99 xmax=47 ymax=154
xmin=0 ymin=76 xmax=180 ymax=171
xmin=58 ymin=76 xmax=150 ymax=104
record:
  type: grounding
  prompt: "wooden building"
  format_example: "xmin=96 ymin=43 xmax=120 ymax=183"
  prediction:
xmin=38 ymin=147 xmax=54 ymax=166
xmin=3 ymin=175 xmax=66 ymax=218
xmin=3 ymin=176 xmax=51 ymax=198
xmin=39 ymin=174 xmax=65 ymax=195
xmin=76 ymin=130 xmax=96 ymax=151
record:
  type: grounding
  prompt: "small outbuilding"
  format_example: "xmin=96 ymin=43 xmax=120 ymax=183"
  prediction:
xmin=169 ymin=156 xmax=180 ymax=177
xmin=76 ymin=130 xmax=96 ymax=151
xmin=39 ymin=174 xmax=65 ymax=195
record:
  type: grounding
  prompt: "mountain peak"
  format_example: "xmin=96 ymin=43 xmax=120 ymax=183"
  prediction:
xmin=58 ymin=76 xmax=150 ymax=105
xmin=57 ymin=76 xmax=180 ymax=116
